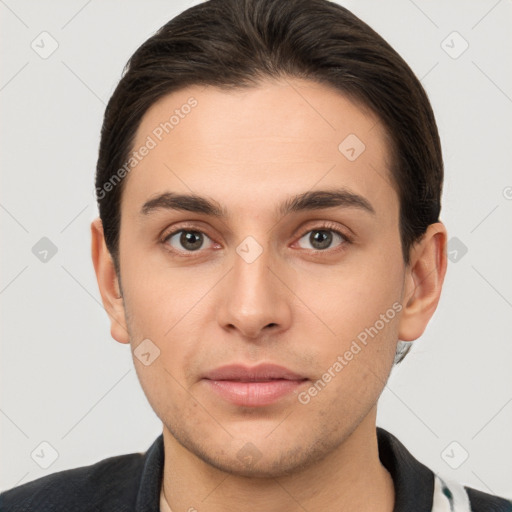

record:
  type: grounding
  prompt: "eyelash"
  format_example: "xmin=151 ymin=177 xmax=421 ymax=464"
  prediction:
xmin=160 ymin=221 xmax=352 ymax=257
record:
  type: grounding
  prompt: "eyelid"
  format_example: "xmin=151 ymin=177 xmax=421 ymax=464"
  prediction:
xmin=160 ymin=222 xmax=217 ymax=250
xmin=160 ymin=221 xmax=213 ymax=242
xmin=296 ymin=220 xmax=352 ymax=243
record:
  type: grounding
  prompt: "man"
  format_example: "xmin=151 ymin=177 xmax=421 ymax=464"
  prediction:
xmin=1 ymin=0 xmax=510 ymax=510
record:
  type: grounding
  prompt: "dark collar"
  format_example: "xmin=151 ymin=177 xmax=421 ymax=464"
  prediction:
xmin=377 ymin=427 xmax=434 ymax=512
xmin=135 ymin=433 xmax=165 ymax=512
xmin=134 ymin=427 xmax=434 ymax=511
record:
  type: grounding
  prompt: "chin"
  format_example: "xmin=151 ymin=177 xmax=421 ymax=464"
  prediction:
xmin=179 ymin=428 xmax=342 ymax=479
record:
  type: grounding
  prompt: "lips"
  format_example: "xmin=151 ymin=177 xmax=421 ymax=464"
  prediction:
xmin=203 ymin=363 xmax=307 ymax=382
xmin=202 ymin=363 xmax=308 ymax=407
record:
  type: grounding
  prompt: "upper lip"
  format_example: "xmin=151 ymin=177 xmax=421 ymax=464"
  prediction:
xmin=203 ymin=363 xmax=307 ymax=382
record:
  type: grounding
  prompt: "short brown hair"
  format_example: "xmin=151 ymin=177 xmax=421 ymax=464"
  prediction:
xmin=95 ymin=0 xmax=444 ymax=364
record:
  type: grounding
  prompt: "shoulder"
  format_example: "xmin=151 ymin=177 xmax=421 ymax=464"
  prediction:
xmin=376 ymin=427 xmax=512 ymax=512
xmin=465 ymin=485 xmax=512 ymax=512
xmin=0 ymin=451 xmax=145 ymax=512
xmin=434 ymin=474 xmax=512 ymax=512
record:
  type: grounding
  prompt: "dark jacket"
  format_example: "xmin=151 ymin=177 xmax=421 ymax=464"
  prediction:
xmin=1 ymin=427 xmax=511 ymax=511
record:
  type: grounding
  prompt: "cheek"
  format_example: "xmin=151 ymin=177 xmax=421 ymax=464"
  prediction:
xmin=121 ymin=255 xmax=207 ymax=341
xmin=289 ymin=242 xmax=403 ymax=405
xmin=296 ymin=313 xmax=399 ymax=432
xmin=131 ymin=358 xmax=204 ymax=436
xmin=293 ymin=251 xmax=403 ymax=346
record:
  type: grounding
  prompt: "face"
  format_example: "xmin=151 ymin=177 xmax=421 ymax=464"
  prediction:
xmin=105 ymin=78 xmax=410 ymax=476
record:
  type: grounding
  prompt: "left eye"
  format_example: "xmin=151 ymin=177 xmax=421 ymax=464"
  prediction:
xmin=296 ymin=229 xmax=347 ymax=251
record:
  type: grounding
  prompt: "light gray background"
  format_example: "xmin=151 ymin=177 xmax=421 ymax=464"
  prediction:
xmin=1 ymin=0 xmax=511 ymax=498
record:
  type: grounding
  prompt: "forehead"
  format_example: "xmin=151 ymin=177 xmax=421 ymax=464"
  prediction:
xmin=122 ymin=78 xmax=397 ymax=220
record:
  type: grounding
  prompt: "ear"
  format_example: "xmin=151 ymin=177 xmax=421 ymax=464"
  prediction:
xmin=398 ymin=222 xmax=448 ymax=342
xmin=91 ymin=217 xmax=130 ymax=344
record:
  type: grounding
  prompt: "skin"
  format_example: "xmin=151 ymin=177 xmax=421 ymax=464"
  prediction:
xmin=91 ymin=78 xmax=447 ymax=512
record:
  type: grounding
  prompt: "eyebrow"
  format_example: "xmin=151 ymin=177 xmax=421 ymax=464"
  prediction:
xmin=140 ymin=188 xmax=376 ymax=218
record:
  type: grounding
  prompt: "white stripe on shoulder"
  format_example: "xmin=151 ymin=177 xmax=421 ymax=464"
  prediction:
xmin=432 ymin=474 xmax=472 ymax=512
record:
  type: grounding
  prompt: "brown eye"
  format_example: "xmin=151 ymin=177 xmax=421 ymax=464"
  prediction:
xmin=165 ymin=230 xmax=213 ymax=252
xmin=296 ymin=228 xmax=347 ymax=251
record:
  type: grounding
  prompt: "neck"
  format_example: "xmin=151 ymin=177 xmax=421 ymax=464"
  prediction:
xmin=161 ymin=407 xmax=395 ymax=512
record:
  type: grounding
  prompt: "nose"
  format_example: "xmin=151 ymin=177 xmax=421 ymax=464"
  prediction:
xmin=216 ymin=237 xmax=292 ymax=340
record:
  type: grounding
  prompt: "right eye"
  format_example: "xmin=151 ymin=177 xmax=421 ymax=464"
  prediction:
xmin=163 ymin=229 xmax=216 ymax=254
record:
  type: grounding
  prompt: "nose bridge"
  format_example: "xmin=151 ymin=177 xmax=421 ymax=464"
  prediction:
xmin=216 ymin=230 xmax=291 ymax=337
xmin=232 ymin=233 xmax=275 ymax=302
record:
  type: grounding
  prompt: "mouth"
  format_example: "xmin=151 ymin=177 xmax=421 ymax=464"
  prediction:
xmin=201 ymin=363 xmax=309 ymax=407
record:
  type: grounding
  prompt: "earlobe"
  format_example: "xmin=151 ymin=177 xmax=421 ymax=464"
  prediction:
xmin=398 ymin=222 xmax=448 ymax=342
xmin=90 ymin=217 xmax=130 ymax=344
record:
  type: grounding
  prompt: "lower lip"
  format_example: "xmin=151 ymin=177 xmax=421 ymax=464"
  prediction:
xmin=203 ymin=379 xmax=307 ymax=407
